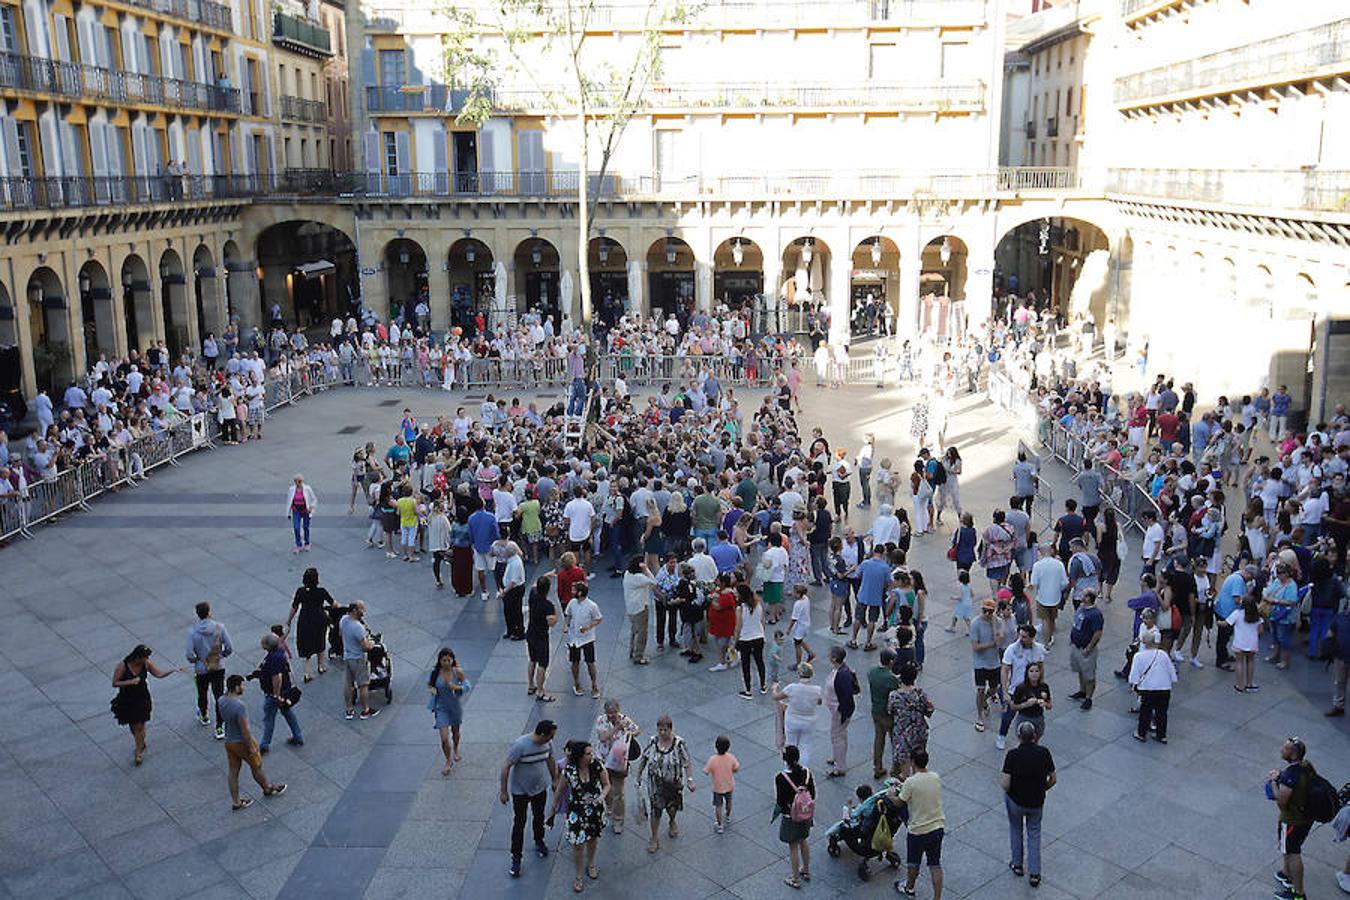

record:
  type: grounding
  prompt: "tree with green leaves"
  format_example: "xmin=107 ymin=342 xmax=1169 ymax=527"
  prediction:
xmin=441 ymin=0 xmax=700 ymax=331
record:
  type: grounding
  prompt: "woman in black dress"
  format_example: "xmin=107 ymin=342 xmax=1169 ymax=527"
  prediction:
xmin=1097 ymin=508 xmax=1121 ymax=603
xmin=111 ymin=644 xmax=183 ymax=766
xmin=285 ymin=567 xmax=336 ymax=682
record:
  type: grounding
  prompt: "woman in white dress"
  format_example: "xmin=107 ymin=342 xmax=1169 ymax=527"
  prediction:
xmin=911 ymin=460 xmax=932 ymax=534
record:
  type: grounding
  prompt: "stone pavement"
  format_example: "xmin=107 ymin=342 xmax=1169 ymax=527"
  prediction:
xmin=0 ymin=380 xmax=1346 ymax=900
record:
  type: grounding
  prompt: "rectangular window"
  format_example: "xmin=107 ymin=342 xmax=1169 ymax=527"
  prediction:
xmin=1065 ymin=87 xmax=1073 ymax=116
xmin=0 ymin=8 xmax=16 ymax=53
xmin=383 ymin=131 xmax=398 ymax=174
xmin=15 ymin=121 xmax=34 ymax=177
xmin=939 ymin=42 xmax=970 ymax=79
xmin=868 ymin=43 xmax=898 ymax=80
xmin=378 ymin=49 xmax=405 ymax=86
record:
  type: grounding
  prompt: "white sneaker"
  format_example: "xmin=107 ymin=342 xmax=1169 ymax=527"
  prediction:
xmin=708 ymin=663 xmax=728 ymax=672
xmin=1188 ymin=658 xmax=1204 ymax=669
xmin=1335 ymin=869 xmax=1350 ymax=893
xmin=1170 ymin=650 xmax=1186 ymax=662
xmin=995 ymin=735 xmax=1006 ymax=750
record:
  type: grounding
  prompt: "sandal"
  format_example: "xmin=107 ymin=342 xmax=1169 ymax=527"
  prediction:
xmin=647 ymin=839 xmax=659 ymax=853
xmin=587 ymin=865 xmax=599 ymax=880
xmin=527 ymin=686 xmax=537 ymax=696
xmin=573 ymin=876 xmax=584 ymax=893
xmin=974 ymin=720 xmax=987 ymax=732
xmin=1029 ymin=874 xmax=1041 ymax=887
xmin=537 ymin=694 xmax=557 ymax=703
xmin=800 ymin=870 xmax=810 ymax=882
xmin=303 ymin=675 xmax=314 ymax=684
xmin=232 ymin=797 xmax=254 ymax=811
xmin=783 ymin=877 xmax=801 ymax=890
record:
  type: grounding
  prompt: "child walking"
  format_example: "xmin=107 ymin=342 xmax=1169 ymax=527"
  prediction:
xmin=946 ymin=570 xmax=974 ymax=634
xmin=702 ymin=735 xmax=740 ymax=834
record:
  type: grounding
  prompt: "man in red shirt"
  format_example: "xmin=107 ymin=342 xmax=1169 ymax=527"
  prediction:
xmin=706 ymin=576 xmax=738 ymax=672
xmin=1156 ymin=409 xmax=1181 ymax=452
xmin=554 ymin=551 xmax=588 ymax=610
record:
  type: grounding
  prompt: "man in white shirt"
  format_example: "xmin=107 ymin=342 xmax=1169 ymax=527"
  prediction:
xmin=1029 ymin=543 xmax=1069 ymax=649
xmin=492 ymin=479 xmax=518 ymax=540
xmin=1140 ymin=510 xmax=1164 ymax=575
xmin=778 ymin=477 xmax=804 ymax=524
xmin=687 ymin=538 xmax=718 ymax=584
xmin=997 ymin=623 xmax=1046 ymax=750
xmin=563 ymin=487 xmax=596 ymax=566
xmin=1297 ymin=479 xmax=1329 ymax=542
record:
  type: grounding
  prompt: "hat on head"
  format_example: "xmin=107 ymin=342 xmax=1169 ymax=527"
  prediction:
xmin=981 ymin=598 xmax=997 ymax=611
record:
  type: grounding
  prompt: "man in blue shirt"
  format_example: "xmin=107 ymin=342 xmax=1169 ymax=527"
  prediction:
xmin=1271 ymin=385 xmax=1293 ymax=442
xmin=468 ymin=501 xmax=501 ymax=598
xmin=709 ymin=532 xmax=743 ymax=575
xmin=1214 ymin=564 xmax=1254 ymax=672
xmin=849 ymin=546 xmax=893 ymax=651
xmin=1190 ymin=413 xmax=1213 ymax=467
xmin=385 ymin=434 xmax=411 ymax=472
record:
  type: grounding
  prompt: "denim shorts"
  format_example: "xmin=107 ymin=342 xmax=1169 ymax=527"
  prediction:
xmin=400 ymin=524 xmax=417 ymax=545
xmin=1271 ymin=620 xmax=1294 ymax=648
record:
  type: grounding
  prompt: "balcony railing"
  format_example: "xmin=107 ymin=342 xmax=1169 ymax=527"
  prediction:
xmin=1115 ymin=19 xmax=1350 ymax=105
xmin=123 ymin=0 xmax=232 ymax=32
xmin=273 ymin=11 xmax=333 ymax=56
xmin=280 ymin=94 xmax=328 ymax=122
xmin=490 ymin=82 xmax=985 ymax=113
xmin=365 ymin=0 xmax=986 ymax=31
xmin=0 ymin=167 xmax=1085 ymax=212
xmin=0 ymin=51 xmax=240 ymax=113
xmin=365 ymin=84 xmax=473 ymax=113
xmin=1107 ymin=167 xmax=1350 ymax=213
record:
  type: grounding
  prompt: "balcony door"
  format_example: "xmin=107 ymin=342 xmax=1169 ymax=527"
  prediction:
xmin=518 ymin=130 xmax=544 ymax=196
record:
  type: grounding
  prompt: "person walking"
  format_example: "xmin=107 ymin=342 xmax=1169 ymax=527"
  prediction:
xmin=284 ymin=474 xmax=317 ymax=553
xmin=256 ymin=632 xmax=302 ymax=754
xmin=849 ymin=544 xmax=893 ymax=651
xmin=500 ymin=542 xmax=528 ymax=641
xmin=593 ymin=699 xmax=640 ymax=834
xmin=1128 ymin=629 xmax=1178 ymax=743
xmin=1008 ymin=660 xmax=1052 ymax=740
xmin=286 ymin=567 xmax=336 ymax=682
xmin=894 ymin=749 xmax=945 ymax=900
xmin=1001 ymin=720 xmax=1056 ymax=887
xmin=633 ymin=714 xmax=696 ymax=853
xmin=1029 ymin=544 xmax=1068 ymax=649
xmin=1269 ymin=737 xmax=1316 ymax=900
xmin=565 ymin=583 xmax=604 ymax=698
xmin=856 ymin=434 xmax=875 ymax=510
xmin=428 ymin=647 xmax=467 ymax=776
xmin=775 ymin=744 xmax=816 ymax=889
xmin=110 ymin=644 xmax=184 ymax=766
xmin=1067 ymin=589 xmax=1104 ymax=710
xmin=339 ymin=601 xmax=381 ymax=720
xmin=773 ymin=663 xmax=823 ymax=769
xmin=823 ymin=646 xmax=859 ymax=778
xmin=888 ymin=660 xmax=934 ymax=779
xmin=555 ymin=740 xmax=611 ymax=893
xmin=186 ymin=601 xmax=233 ymax=740
xmin=501 ymin=719 xmax=559 ymax=878
xmin=996 ymin=624 xmax=1046 ymax=751
xmin=970 ymin=598 xmax=1004 ymax=733
xmin=524 ymin=575 xmax=559 ymax=702
xmin=219 ymin=675 xmax=287 ymax=811
xmin=1327 ymin=597 xmax=1350 ymax=716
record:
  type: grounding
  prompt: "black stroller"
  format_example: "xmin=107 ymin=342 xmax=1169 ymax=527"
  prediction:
xmin=826 ymin=780 xmax=907 ymax=881
xmin=366 ymin=631 xmax=393 ymax=704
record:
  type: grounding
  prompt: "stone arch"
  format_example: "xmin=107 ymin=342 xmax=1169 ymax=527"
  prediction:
xmin=255 ymin=220 xmax=358 ymax=331
xmin=26 ymin=266 xmax=71 ymax=392
xmin=159 ymin=248 xmax=190 ymax=361
xmin=77 ymin=260 xmax=115 ymax=366
xmin=192 ymin=244 xmax=221 ymax=342
xmin=849 ymin=235 xmax=901 ymax=338
xmin=647 ymin=235 xmax=695 ymax=321
xmin=513 ymin=237 xmax=561 ymax=330
xmin=587 ymin=236 xmax=628 ymax=325
xmin=992 ymin=216 xmax=1109 ymax=321
xmin=120 ymin=254 xmax=154 ymax=354
xmin=448 ymin=236 xmax=496 ymax=331
xmin=382 ymin=238 xmax=428 ymax=327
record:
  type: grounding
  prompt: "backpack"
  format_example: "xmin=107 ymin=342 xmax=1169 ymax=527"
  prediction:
xmin=787 ymin=771 xmax=815 ymax=822
xmin=204 ymin=624 xmax=224 ymax=672
xmin=930 ymin=461 xmax=947 ymax=485
xmin=1301 ymin=767 xmax=1340 ymax=824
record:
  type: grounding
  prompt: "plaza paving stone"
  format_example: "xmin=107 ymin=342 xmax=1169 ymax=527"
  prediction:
xmin=1 ymin=378 xmax=1346 ymax=900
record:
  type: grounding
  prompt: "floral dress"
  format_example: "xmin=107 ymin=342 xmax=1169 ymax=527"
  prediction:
xmin=910 ymin=400 xmax=929 ymax=442
xmin=887 ymin=686 xmax=932 ymax=769
xmin=639 ymin=735 xmax=692 ymax=813
xmin=541 ymin=496 xmax=564 ymax=536
xmin=563 ymin=759 xmax=608 ymax=845
xmin=786 ymin=524 xmax=812 ymax=592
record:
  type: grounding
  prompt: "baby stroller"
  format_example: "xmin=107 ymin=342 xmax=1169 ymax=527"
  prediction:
xmin=366 ymin=631 xmax=393 ymax=704
xmin=826 ymin=780 xmax=907 ymax=881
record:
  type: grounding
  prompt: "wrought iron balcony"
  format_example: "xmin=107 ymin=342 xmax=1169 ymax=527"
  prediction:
xmin=280 ymin=95 xmax=328 ymax=122
xmin=1107 ymin=167 xmax=1350 ymax=213
xmin=123 ymin=0 xmax=231 ymax=32
xmin=365 ymin=84 xmax=474 ymax=113
xmin=273 ymin=11 xmax=333 ymax=57
xmin=0 ymin=174 xmax=276 ymax=212
xmin=491 ymin=82 xmax=985 ymax=113
xmin=0 ymin=51 xmax=240 ymax=113
xmin=1115 ymin=19 xmax=1350 ymax=106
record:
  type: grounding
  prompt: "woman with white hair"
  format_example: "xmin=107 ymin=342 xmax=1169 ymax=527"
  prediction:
xmin=869 ymin=503 xmax=902 ymax=551
xmin=285 ymin=474 xmax=317 ymax=553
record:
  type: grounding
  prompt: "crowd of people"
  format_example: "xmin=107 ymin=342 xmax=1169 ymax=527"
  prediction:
xmin=79 ymin=296 xmax=1350 ymax=899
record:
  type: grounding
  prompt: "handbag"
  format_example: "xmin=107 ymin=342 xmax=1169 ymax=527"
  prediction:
xmin=283 ymin=685 xmax=303 ymax=706
xmin=946 ymin=545 xmax=959 ymax=562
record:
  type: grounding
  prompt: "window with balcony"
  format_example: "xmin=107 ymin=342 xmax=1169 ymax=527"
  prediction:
xmin=13 ymin=120 xmax=35 ymax=178
xmin=0 ymin=7 xmax=16 ymax=53
xmin=383 ymin=131 xmax=398 ymax=174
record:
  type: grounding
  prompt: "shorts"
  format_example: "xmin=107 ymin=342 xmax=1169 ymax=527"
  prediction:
xmin=568 ymin=538 xmax=590 ymax=554
xmin=855 ymin=602 xmax=882 ymax=624
xmin=1069 ymin=645 xmax=1098 ymax=679
xmin=225 ymin=740 xmax=263 ymax=772
xmin=762 ymin=582 xmax=784 ymax=606
xmin=906 ymin=828 xmax=944 ymax=868
xmin=1082 ymin=505 xmax=1100 ymax=523
xmin=568 ymin=642 xmax=596 ymax=664
xmin=527 ymin=640 xmax=549 ymax=666
xmin=400 ymin=524 xmax=417 ymax=545
xmin=1271 ymin=620 xmax=1294 ymax=648
xmin=1278 ymin=821 xmax=1311 ymax=855
xmin=473 ymin=550 xmax=492 ymax=572
xmin=985 ymin=564 xmax=1010 ymax=582
xmin=713 ymin=791 xmax=733 ymax=808
xmin=974 ymin=667 xmax=1000 ymax=689
xmin=343 ymin=657 xmax=370 ymax=688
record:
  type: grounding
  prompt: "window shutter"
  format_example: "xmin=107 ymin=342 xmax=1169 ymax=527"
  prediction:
xmin=394 ymin=130 xmax=409 ymax=174
xmin=52 ymin=15 xmax=70 ymax=62
xmin=479 ymin=128 xmax=494 ymax=194
xmin=61 ymin=122 xmax=82 ymax=176
xmin=132 ymin=124 xmax=148 ymax=176
xmin=360 ymin=48 xmax=375 ymax=85
xmin=363 ymin=129 xmax=380 ymax=195
xmin=1 ymin=118 xmax=21 ymax=179
xmin=432 ymin=125 xmax=447 ymax=194
xmin=78 ymin=18 xmax=96 ymax=65
xmin=186 ymin=127 xmax=201 ymax=175
xmin=121 ymin=29 xmax=136 ymax=72
xmin=90 ymin=118 xmax=108 ymax=177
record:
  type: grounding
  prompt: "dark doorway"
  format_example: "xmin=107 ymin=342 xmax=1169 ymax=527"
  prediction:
xmin=454 ymin=132 xmax=478 ymax=193
xmin=649 ymin=271 xmax=694 ymax=321
xmin=525 ymin=271 xmax=560 ymax=330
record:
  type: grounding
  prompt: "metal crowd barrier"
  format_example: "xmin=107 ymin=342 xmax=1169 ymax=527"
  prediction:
xmin=1042 ymin=419 xmax=1162 ymax=536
